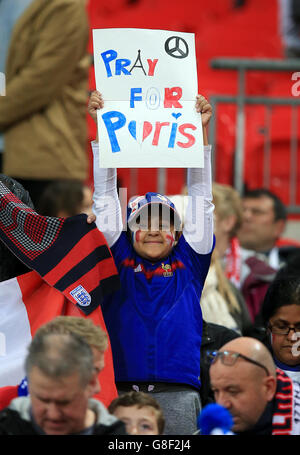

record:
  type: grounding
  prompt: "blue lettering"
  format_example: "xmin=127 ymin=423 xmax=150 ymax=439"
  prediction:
xmin=168 ymin=123 xmax=178 ymax=148
xmin=101 ymin=49 xmax=118 ymax=78
xmin=130 ymin=88 xmax=142 ymax=108
xmin=128 ymin=121 xmax=137 ymax=140
xmin=102 ymin=111 xmax=126 ymax=153
xmin=116 ymin=59 xmax=131 ymax=76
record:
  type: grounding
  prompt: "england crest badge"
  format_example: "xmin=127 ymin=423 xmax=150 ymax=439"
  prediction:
xmin=70 ymin=285 xmax=91 ymax=307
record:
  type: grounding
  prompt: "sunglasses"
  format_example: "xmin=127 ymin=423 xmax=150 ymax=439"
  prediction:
xmin=207 ymin=350 xmax=270 ymax=376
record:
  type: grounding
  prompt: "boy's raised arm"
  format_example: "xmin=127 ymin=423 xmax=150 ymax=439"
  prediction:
xmin=183 ymin=95 xmax=214 ymax=254
xmin=88 ymin=91 xmax=123 ymax=247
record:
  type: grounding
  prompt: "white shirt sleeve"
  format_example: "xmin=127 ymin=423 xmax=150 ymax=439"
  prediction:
xmin=91 ymin=141 xmax=123 ymax=248
xmin=183 ymin=145 xmax=214 ymax=254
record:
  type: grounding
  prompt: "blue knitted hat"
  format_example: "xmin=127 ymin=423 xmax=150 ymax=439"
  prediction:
xmin=127 ymin=192 xmax=181 ymax=231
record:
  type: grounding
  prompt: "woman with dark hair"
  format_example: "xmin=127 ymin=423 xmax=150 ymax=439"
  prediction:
xmin=260 ymin=261 xmax=300 ymax=382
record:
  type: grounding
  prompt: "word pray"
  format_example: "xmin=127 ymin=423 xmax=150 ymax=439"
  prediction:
xmin=101 ymin=49 xmax=158 ymax=78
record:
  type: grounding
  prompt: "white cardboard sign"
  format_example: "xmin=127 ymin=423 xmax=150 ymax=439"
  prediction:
xmin=93 ymin=28 xmax=203 ymax=168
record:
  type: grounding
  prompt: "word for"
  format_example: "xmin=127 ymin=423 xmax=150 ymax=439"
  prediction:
xmin=102 ymin=111 xmax=197 ymax=152
xmin=130 ymin=86 xmax=182 ymax=109
xmin=101 ymin=49 xmax=158 ymax=78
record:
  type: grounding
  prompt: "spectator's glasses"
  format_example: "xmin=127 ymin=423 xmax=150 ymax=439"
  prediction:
xmin=207 ymin=350 xmax=270 ymax=376
xmin=268 ymin=322 xmax=300 ymax=336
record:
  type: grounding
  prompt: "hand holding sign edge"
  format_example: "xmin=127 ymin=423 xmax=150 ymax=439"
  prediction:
xmin=196 ymin=95 xmax=212 ymax=146
xmin=88 ymin=90 xmax=104 ymax=143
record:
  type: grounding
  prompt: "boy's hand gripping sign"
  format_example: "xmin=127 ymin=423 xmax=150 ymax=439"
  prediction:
xmin=93 ymin=28 xmax=203 ymax=168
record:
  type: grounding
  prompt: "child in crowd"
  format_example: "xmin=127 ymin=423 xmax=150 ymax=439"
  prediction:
xmin=108 ymin=391 xmax=164 ymax=435
xmin=88 ymin=90 xmax=214 ymax=435
xmin=37 ymin=180 xmax=93 ymax=217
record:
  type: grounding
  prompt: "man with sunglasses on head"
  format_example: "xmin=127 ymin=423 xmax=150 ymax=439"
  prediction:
xmin=209 ymin=337 xmax=300 ymax=435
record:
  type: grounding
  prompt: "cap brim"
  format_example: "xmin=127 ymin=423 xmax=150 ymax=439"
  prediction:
xmin=128 ymin=201 xmax=181 ymax=230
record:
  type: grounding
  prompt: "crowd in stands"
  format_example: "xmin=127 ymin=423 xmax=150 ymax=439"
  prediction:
xmin=0 ymin=0 xmax=300 ymax=438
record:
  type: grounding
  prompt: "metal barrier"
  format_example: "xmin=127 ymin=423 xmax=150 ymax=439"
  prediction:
xmin=208 ymin=57 xmax=300 ymax=213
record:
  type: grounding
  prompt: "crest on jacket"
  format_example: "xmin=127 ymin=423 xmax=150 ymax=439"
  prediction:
xmin=161 ymin=263 xmax=173 ymax=277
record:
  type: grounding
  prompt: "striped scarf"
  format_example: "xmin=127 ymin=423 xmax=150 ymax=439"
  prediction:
xmin=272 ymin=368 xmax=300 ymax=435
xmin=0 ymin=181 xmax=120 ymax=315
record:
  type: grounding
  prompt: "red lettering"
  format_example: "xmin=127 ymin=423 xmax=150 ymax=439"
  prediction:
xmin=164 ymin=87 xmax=183 ymax=108
xmin=143 ymin=121 xmax=153 ymax=141
xmin=147 ymin=59 xmax=158 ymax=76
xmin=166 ymin=233 xmax=175 ymax=246
xmin=152 ymin=122 xmax=170 ymax=146
xmin=177 ymin=124 xmax=196 ymax=148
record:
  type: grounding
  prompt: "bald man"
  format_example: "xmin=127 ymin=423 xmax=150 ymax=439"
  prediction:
xmin=209 ymin=337 xmax=300 ymax=435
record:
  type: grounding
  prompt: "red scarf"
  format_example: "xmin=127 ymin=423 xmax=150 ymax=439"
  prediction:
xmin=224 ymin=237 xmax=241 ymax=288
xmin=272 ymin=369 xmax=300 ymax=435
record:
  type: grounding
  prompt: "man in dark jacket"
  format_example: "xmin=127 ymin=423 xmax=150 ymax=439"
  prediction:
xmin=200 ymin=320 xmax=240 ymax=407
xmin=238 ymin=188 xmax=300 ymax=322
xmin=209 ymin=337 xmax=300 ymax=434
xmin=0 ymin=331 xmax=126 ymax=435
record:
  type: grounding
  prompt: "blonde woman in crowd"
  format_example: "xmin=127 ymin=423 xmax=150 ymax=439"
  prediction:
xmin=200 ymin=183 xmax=251 ymax=333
